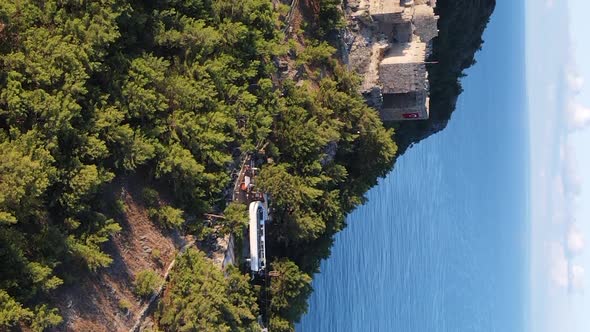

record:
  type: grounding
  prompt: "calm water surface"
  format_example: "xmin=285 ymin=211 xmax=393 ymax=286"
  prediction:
xmin=297 ymin=1 xmax=529 ymax=331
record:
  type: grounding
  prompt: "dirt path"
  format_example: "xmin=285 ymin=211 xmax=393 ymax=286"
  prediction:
xmin=283 ymin=0 xmax=300 ymax=35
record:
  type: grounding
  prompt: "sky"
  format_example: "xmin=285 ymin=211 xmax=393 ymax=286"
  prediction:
xmin=527 ymin=0 xmax=590 ymax=331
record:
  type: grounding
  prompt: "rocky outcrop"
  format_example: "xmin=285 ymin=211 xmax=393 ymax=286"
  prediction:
xmin=342 ymin=0 xmax=496 ymax=153
xmin=392 ymin=0 xmax=496 ymax=154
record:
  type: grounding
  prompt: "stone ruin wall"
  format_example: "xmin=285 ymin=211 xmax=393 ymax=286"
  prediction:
xmin=343 ymin=0 xmax=438 ymax=120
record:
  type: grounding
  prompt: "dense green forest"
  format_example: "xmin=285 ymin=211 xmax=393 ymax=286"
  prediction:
xmin=157 ymin=249 xmax=260 ymax=331
xmin=0 ymin=0 xmax=396 ymax=331
xmin=0 ymin=0 xmax=496 ymax=329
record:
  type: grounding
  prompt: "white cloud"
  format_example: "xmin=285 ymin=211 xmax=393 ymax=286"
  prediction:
xmin=550 ymin=243 xmax=569 ymax=288
xmin=549 ymin=242 xmax=585 ymax=293
xmin=548 ymin=139 xmax=586 ymax=295
xmin=560 ymin=141 xmax=582 ymax=196
xmin=567 ymin=72 xmax=584 ymax=94
xmin=566 ymin=225 xmax=585 ymax=256
xmin=564 ymin=59 xmax=590 ymax=130
xmin=567 ymin=102 xmax=590 ymax=131
xmin=570 ymin=264 xmax=585 ymax=293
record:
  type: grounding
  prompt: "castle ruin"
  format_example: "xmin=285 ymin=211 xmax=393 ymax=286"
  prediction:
xmin=346 ymin=0 xmax=439 ymax=121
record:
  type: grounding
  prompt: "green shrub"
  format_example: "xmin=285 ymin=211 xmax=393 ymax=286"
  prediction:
xmin=151 ymin=249 xmax=162 ymax=261
xmin=118 ymin=299 xmax=132 ymax=312
xmin=142 ymin=188 xmax=160 ymax=207
xmin=113 ymin=199 xmax=126 ymax=215
xmin=0 ymin=290 xmax=33 ymax=329
xmin=221 ymin=202 xmax=249 ymax=234
xmin=278 ymin=3 xmax=290 ymax=16
xmin=148 ymin=206 xmax=185 ymax=229
xmin=296 ymin=41 xmax=336 ymax=66
xmin=318 ymin=0 xmax=345 ymax=36
xmin=133 ymin=270 xmax=162 ymax=298
xmin=30 ymin=305 xmax=62 ymax=332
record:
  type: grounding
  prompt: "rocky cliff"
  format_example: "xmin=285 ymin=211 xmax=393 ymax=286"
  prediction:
xmin=391 ymin=0 xmax=496 ymax=154
xmin=343 ymin=0 xmax=496 ymax=154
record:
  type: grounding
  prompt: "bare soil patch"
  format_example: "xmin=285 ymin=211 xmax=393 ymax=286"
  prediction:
xmin=51 ymin=176 xmax=188 ymax=332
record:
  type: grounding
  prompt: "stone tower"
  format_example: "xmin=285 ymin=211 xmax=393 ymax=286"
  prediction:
xmin=379 ymin=42 xmax=430 ymax=120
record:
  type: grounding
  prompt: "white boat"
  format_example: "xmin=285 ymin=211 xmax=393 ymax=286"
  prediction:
xmin=249 ymin=201 xmax=267 ymax=273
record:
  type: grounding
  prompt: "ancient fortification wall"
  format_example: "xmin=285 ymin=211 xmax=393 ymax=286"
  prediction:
xmin=344 ymin=0 xmax=438 ymax=121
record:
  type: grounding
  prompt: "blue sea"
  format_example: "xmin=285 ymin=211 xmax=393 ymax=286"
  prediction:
xmin=297 ymin=1 xmax=529 ymax=331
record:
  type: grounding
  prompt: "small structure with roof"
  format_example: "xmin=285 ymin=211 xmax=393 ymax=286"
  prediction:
xmin=379 ymin=42 xmax=430 ymax=120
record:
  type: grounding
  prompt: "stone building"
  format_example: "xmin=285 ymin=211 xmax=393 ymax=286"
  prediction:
xmin=413 ymin=4 xmax=439 ymax=43
xmin=365 ymin=0 xmax=439 ymax=121
xmin=379 ymin=42 xmax=430 ymax=120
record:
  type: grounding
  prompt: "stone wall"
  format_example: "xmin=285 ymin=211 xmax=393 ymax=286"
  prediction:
xmin=344 ymin=0 xmax=438 ymax=121
xmin=413 ymin=4 xmax=439 ymax=43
